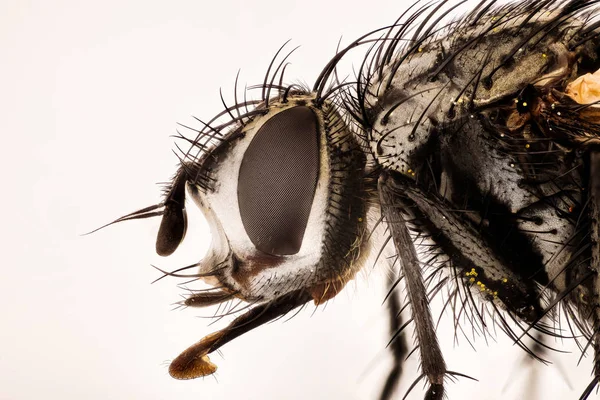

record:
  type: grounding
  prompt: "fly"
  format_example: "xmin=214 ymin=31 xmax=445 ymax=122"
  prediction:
xmin=97 ymin=1 xmax=600 ymax=398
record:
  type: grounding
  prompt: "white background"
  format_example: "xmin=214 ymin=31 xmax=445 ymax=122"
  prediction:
xmin=1 ymin=0 xmax=595 ymax=399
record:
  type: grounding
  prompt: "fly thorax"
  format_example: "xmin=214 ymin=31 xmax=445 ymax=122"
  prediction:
xmin=367 ymin=71 xmax=457 ymax=178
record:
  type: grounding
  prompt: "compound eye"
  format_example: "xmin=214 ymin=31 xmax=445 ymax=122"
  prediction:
xmin=237 ymin=106 xmax=319 ymax=256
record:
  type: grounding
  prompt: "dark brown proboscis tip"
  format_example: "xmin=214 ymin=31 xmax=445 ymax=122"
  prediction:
xmin=237 ymin=106 xmax=319 ymax=256
xmin=156 ymin=171 xmax=188 ymax=256
xmin=168 ymin=332 xmax=222 ymax=379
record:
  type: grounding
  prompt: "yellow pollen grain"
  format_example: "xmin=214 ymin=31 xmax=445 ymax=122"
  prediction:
xmin=542 ymin=53 xmax=547 ymax=58
xmin=502 ymin=278 xmax=508 ymax=283
xmin=522 ymin=102 xmax=528 ymax=107
xmin=469 ymin=278 xmax=475 ymax=283
xmin=525 ymin=144 xmax=530 ymax=149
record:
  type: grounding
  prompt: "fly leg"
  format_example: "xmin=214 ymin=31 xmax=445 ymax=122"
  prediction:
xmin=379 ymin=172 xmax=446 ymax=400
xmin=379 ymin=168 xmax=548 ymax=397
xmin=381 ymin=170 xmax=543 ymax=323
xmin=583 ymin=149 xmax=600 ymax=399
xmin=502 ymin=330 xmax=555 ymax=398
xmin=379 ymin=272 xmax=408 ymax=400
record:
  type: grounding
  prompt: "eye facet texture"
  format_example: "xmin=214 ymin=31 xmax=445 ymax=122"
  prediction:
xmin=237 ymin=106 xmax=319 ymax=256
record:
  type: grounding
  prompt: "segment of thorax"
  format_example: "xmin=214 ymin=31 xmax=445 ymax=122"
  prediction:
xmin=367 ymin=16 xmax=579 ymax=177
xmin=364 ymin=15 xmax=590 ymax=318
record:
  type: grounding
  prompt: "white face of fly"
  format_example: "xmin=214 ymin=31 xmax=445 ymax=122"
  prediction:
xmin=191 ymin=100 xmax=330 ymax=301
xmin=142 ymin=92 xmax=374 ymax=381
xmin=187 ymin=94 xmax=371 ymax=304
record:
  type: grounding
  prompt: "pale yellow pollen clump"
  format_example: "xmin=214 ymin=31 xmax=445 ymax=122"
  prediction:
xmin=465 ymin=268 xmax=499 ymax=297
xmin=566 ymin=68 xmax=600 ymax=105
xmin=465 ymin=268 xmax=478 ymax=277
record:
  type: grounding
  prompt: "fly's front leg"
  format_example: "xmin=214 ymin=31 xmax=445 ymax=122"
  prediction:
xmin=379 ymin=172 xmax=446 ymax=400
xmin=383 ymin=170 xmax=543 ymax=325
xmin=379 ymin=271 xmax=408 ymax=400
xmin=584 ymin=149 xmax=600 ymax=399
xmin=379 ymin=168 xmax=547 ymax=397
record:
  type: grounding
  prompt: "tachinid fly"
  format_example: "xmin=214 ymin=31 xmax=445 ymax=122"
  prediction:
xmin=98 ymin=0 xmax=600 ymax=398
